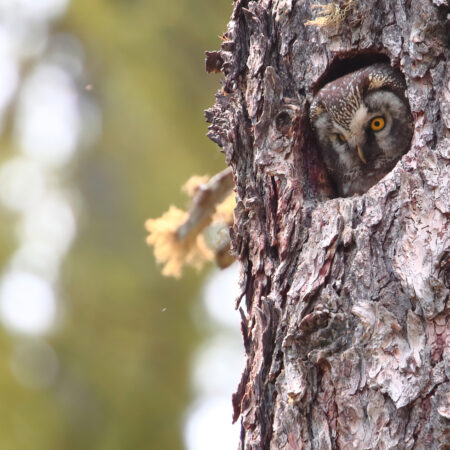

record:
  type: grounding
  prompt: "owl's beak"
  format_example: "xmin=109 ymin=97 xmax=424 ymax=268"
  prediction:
xmin=356 ymin=145 xmax=367 ymax=164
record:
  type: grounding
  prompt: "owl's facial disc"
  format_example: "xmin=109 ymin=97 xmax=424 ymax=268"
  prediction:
xmin=343 ymin=103 xmax=393 ymax=164
xmin=337 ymin=104 xmax=373 ymax=163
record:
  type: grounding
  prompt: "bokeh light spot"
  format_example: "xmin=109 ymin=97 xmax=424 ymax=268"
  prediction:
xmin=5 ymin=0 xmax=70 ymax=21
xmin=202 ymin=263 xmax=241 ymax=329
xmin=0 ymin=157 xmax=46 ymax=212
xmin=0 ymin=271 xmax=56 ymax=335
xmin=16 ymin=64 xmax=80 ymax=168
xmin=184 ymin=396 xmax=240 ymax=450
xmin=18 ymin=193 xmax=77 ymax=257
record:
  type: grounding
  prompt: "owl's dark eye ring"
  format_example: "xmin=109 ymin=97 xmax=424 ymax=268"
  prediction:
xmin=336 ymin=133 xmax=346 ymax=143
xmin=370 ymin=116 xmax=385 ymax=132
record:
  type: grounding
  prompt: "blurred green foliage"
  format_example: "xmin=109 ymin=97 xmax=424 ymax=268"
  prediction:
xmin=0 ymin=1 xmax=231 ymax=449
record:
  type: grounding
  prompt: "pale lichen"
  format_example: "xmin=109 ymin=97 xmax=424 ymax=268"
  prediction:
xmin=305 ymin=1 xmax=353 ymax=28
xmin=182 ymin=174 xmax=210 ymax=197
xmin=212 ymin=191 xmax=235 ymax=225
xmin=145 ymin=206 xmax=213 ymax=278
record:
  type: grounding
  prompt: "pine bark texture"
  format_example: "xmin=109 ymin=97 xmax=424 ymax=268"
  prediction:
xmin=206 ymin=0 xmax=449 ymax=448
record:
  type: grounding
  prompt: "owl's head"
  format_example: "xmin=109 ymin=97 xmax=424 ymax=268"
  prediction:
xmin=310 ymin=63 xmax=413 ymax=196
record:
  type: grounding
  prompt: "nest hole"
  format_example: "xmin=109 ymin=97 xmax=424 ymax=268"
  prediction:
xmin=307 ymin=52 xmax=412 ymax=199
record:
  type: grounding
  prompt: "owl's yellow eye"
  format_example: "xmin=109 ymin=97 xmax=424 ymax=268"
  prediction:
xmin=370 ymin=117 xmax=385 ymax=131
xmin=337 ymin=133 xmax=346 ymax=143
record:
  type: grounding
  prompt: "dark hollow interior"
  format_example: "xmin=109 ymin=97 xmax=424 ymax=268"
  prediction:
xmin=311 ymin=52 xmax=391 ymax=95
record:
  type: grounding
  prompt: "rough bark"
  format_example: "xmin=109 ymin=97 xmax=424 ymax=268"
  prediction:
xmin=206 ymin=0 xmax=449 ymax=448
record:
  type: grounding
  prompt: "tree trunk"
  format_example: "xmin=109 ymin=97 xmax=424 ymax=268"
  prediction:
xmin=206 ymin=0 xmax=449 ymax=448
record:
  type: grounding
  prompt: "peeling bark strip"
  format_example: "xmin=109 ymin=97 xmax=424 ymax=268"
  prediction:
xmin=206 ymin=0 xmax=449 ymax=448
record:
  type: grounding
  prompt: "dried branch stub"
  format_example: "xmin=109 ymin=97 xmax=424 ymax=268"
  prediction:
xmin=145 ymin=169 xmax=235 ymax=277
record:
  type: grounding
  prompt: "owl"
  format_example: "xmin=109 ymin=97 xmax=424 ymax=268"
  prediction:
xmin=310 ymin=63 xmax=413 ymax=197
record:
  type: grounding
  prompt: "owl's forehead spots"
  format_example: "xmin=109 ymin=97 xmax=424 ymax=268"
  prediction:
xmin=368 ymin=72 xmax=403 ymax=90
xmin=322 ymin=85 xmax=362 ymax=129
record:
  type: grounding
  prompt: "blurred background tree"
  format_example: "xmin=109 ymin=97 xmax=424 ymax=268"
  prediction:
xmin=0 ymin=1 xmax=239 ymax=449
